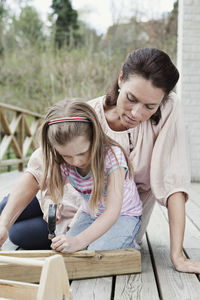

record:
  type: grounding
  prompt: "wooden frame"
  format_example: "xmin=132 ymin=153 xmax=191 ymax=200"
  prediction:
xmin=0 ymin=249 xmax=141 ymax=282
xmin=0 ymin=102 xmax=42 ymax=171
xmin=0 ymin=254 xmax=71 ymax=300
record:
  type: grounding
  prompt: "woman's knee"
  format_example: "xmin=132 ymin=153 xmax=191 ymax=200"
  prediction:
xmin=0 ymin=195 xmax=43 ymax=222
xmin=9 ymin=216 xmax=51 ymax=250
xmin=17 ymin=196 xmax=43 ymax=221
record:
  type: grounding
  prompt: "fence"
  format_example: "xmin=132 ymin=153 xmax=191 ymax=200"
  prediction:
xmin=0 ymin=103 xmax=42 ymax=172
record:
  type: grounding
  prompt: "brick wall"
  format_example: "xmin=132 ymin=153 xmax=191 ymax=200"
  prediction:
xmin=177 ymin=0 xmax=200 ymax=181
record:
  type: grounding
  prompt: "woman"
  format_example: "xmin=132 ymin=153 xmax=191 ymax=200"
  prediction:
xmin=0 ymin=48 xmax=199 ymax=273
xmin=87 ymin=47 xmax=194 ymax=273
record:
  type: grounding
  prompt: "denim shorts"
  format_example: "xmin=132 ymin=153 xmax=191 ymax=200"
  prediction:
xmin=67 ymin=211 xmax=142 ymax=251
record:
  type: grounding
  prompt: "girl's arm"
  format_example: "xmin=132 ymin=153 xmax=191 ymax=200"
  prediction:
xmin=51 ymin=167 xmax=126 ymax=253
xmin=0 ymin=172 xmax=39 ymax=247
xmin=168 ymin=192 xmax=200 ymax=273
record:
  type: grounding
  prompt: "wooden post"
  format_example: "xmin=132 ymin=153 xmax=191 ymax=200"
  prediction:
xmin=18 ymin=112 xmax=24 ymax=171
xmin=0 ymin=254 xmax=71 ymax=300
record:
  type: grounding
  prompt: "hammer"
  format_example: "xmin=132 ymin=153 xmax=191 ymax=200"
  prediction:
xmin=48 ymin=204 xmax=57 ymax=240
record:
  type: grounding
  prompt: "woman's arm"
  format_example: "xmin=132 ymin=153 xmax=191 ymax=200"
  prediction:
xmin=168 ymin=192 xmax=200 ymax=273
xmin=0 ymin=172 xmax=39 ymax=247
xmin=51 ymin=167 xmax=126 ymax=253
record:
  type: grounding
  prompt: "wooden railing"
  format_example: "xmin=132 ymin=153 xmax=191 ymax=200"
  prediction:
xmin=0 ymin=102 xmax=42 ymax=171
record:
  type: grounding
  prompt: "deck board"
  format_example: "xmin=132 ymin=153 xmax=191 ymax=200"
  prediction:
xmin=71 ymin=277 xmax=113 ymax=300
xmin=160 ymin=193 xmax=200 ymax=280
xmin=147 ymin=204 xmax=200 ymax=300
xmin=0 ymin=171 xmax=200 ymax=299
xmin=114 ymin=236 xmax=160 ymax=300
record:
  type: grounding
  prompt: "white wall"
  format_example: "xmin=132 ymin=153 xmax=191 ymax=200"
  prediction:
xmin=177 ymin=0 xmax=200 ymax=181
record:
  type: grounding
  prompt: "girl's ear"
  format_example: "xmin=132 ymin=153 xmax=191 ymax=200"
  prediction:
xmin=118 ymin=71 xmax=123 ymax=89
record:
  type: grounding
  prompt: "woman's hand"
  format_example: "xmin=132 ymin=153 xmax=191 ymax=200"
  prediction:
xmin=172 ymin=253 xmax=200 ymax=274
xmin=167 ymin=192 xmax=200 ymax=274
xmin=51 ymin=234 xmax=81 ymax=253
xmin=0 ymin=225 xmax=9 ymax=249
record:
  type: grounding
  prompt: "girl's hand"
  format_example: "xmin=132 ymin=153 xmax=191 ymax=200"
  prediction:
xmin=0 ymin=225 xmax=9 ymax=249
xmin=172 ymin=254 xmax=200 ymax=274
xmin=51 ymin=234 xmax=81 ymax=253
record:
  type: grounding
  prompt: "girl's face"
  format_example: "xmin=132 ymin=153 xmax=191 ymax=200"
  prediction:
xmin=117 ymin=74 xmax=165 ymax=129
xmin=55 ymin=135 xmax=91 ymax=175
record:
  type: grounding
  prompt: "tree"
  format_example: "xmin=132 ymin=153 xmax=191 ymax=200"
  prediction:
xmin=164 ymin=0 xmax=178 ymax=61
xmin=0 ymin=0 xmax=6 ymax=55
xmin=51 ymin=0 xmax=79 ymax=48
xmin=13 ymin=6 xmax=44 ymax=47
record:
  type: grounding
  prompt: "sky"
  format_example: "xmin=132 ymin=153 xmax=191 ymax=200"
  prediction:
xmin=7 ymin=0 xmax=176 ymax=34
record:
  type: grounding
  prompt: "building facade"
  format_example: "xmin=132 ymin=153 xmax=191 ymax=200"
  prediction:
xmin=177 ymin=0 xmax=200 ymax=181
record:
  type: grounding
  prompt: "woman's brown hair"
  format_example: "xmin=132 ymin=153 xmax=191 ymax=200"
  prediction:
xmin=106 ymin=48 xmax=179 ymax=125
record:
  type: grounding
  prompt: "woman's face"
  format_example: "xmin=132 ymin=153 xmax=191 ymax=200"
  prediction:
xmin=117 ymin=74 xmax=165 ymax=129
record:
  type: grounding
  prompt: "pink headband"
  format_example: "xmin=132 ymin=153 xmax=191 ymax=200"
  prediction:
xmin=48 ymin=117 xmax=90 ymax=125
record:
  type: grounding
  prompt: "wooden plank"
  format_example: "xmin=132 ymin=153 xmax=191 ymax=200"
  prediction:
xmin=24 ymin=117 xmax=32 ymax=136
xmin=37 ymin=255 xmax=71 ymax=300
xmin=0 ymin=250 xmax=96 ymax=258
xmin=146 ymin=203 xmax=200 ymax=300
xmin=0 ymin=102 xmax=42 ymax=118
xmin=114 ymin=236 xmax=159 ymax=300
xmin=0 ymin=255 xmax=44 ymax=267
xmin=0 ymin=279 xmax=38 ymax=300
xmin=23 ymin=137 xmax=33 ymax=156
xmin=0 ymin=109 xmax=11 ymax=135
xmin=9 ymin=115 xmax=22 ymax=134
xmin=0 ymin=136 xmax=12 ymax=159
xmin=17 ymin=115 xmax=24 ymax=171
xmin=10 ymin=136 xmax=23 ymax=158
xmin=0 ymin=264 xmax=41 ymax=283
xmin=0 ymin=254 xmax=70 ymax=300
xmin=71 ymin=277 xmax=112 ymax=300
xmin=0 ymin=249 xmax=141 ymax=281
xmin=0 ymin=135 xmax=22 ymax=160
xmin=0 ymin=158 xmax=29 ymax=166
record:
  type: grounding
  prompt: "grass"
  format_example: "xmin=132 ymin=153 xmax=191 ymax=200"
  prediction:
xmin=0 ymin=45 xmax=125 ymax=115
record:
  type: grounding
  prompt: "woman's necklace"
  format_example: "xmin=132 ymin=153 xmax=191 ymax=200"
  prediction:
xmin=128 ymin=132 xmax=134 ymax=153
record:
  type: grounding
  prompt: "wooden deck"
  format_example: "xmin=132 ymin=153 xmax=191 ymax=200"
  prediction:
xmin=0 ymin=171 xmax=200 ymax=299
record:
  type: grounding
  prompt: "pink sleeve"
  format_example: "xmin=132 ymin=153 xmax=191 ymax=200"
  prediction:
xmin=105 ymin=147 xmax=128 ymax=175
xmin=150 ymin=96 xmax=190 ymax=206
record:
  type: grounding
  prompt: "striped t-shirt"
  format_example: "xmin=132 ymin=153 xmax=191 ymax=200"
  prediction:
xmin=61 ymin=146 xmax=142 ymax=217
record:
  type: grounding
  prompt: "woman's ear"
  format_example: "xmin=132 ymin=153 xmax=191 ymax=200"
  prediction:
xmin=118 ymin=71 xmax=123 ymax=88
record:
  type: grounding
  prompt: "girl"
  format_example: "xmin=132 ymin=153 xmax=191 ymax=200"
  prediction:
xmin=40 ymin=100 xmax=142 ymax=252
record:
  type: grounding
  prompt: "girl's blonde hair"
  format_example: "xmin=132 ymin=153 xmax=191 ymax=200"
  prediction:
xmin=40 ymin=99 xmax=133 ymax=212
